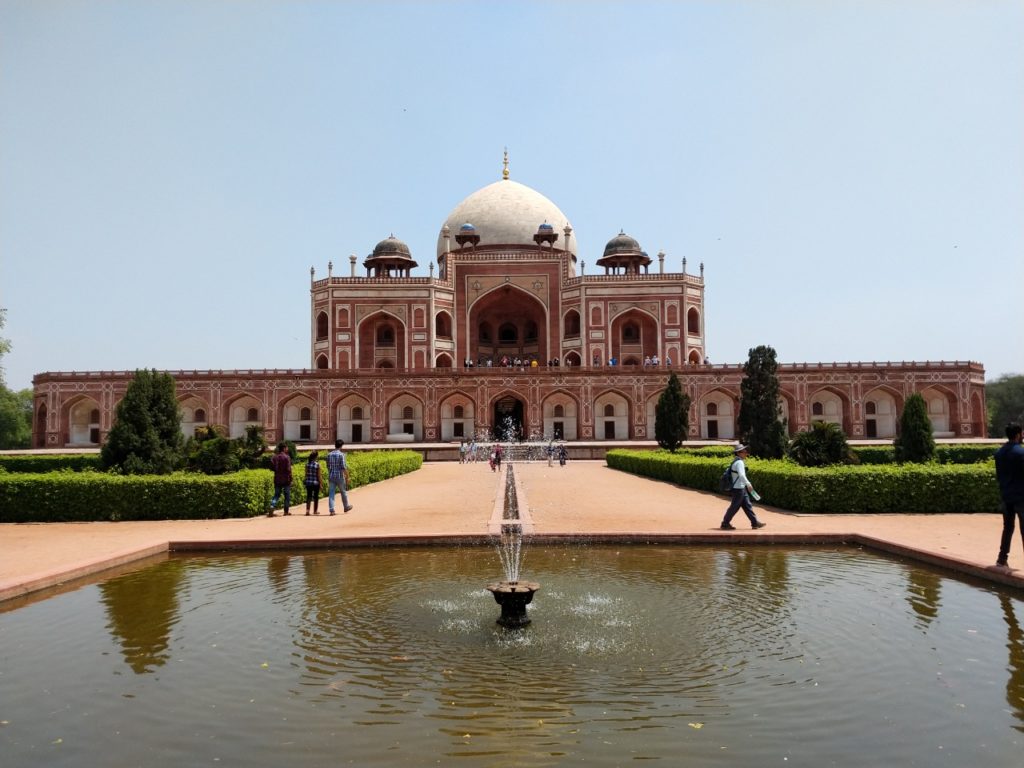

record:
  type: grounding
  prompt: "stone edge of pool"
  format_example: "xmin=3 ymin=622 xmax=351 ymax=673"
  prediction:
xmin=4 ymin=531 xmax=1022 ymax=606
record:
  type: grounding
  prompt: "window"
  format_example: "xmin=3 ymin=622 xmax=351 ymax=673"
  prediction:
xmin=194 ymin=408 xmax=207 ymax=423
xmin=553 ymin=404 xmax=564 ymax=418
xmin=687 ymin=308 xmax=700 ymax=335
xmin=604 ymin=404 xmax=615 ymax=417
xmin=352 ymin=406 xmax=363 ymax=420
xmin=316 ymin=354 xmax=329 ymax=369
xmin=453 ymin=423 xmax=464 ymax=438
xmin=377 ymin=325 xmax=395 ymax=345
xmin=812 ymin=402 xmax=824 ymax=417
xmin=90 ymin=409 xmax=100 ymax=423
xmin=498 ymin=323 xmax=518 ymax=343
xmin=316 ymin=312 xmax=329 ymax=341
xmin=403 ymin=423 xmax=414 ymax=435
xmin=402 ymin=405 xmax=414 ymax=420
xmin=300 ymin=407 xmax=311 ymax=420
xmin=435 ymin=313 xmax=452 ymax=338
xmin=246 ymin=408 xmax=259 ymax=421
xmin=622 ymin=323 xmax=639 ymax=343
xmin=299 ymin=424 xmax=311 ymax=440
xmin=564 ymin=311 xmax=580 ymax=338
xmin=865 ymin=401 xmax=877 ymax=415
xmin=706 ymin=403 xmax=718 ymax=416
xmin=453 ymin=405 xmax=464 ymax=419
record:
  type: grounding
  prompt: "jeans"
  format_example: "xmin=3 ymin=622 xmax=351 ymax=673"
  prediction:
xmin=305 ymin=482 xmax=319 ymax=512
xmin=269 ymin=484 xmax=291 ymax=514
xmin=328 ymin=476 xmax=349 ymax=513
xmin=998 ymin=499 xmax=1024 ymax=564
xmin=723 ymin=488 xmax=760 ymax=527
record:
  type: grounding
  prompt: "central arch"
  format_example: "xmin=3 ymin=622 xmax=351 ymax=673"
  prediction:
xmin=468 ymin=285 xmax=548 ymax=367
xmin=492 ymin=394 xmax=526 ymax=441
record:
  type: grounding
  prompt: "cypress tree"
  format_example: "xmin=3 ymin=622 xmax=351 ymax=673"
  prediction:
xmin=737 ymin=345 xmax=788 ymax=458
xmin=655 ymin=371 xmax=691 ymax=452
xmin=894 ymin=392 xmax=935 ymax=462
xmin=101 ymin=369 xmax=183 ymax=474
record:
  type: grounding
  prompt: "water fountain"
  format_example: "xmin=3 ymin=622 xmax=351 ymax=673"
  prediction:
xmin=486 ymin=464 xmax=540 ymax=627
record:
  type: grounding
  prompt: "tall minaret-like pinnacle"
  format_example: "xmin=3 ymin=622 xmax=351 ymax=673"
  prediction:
xmin=502 ymin=147 xmax=510 ymax=180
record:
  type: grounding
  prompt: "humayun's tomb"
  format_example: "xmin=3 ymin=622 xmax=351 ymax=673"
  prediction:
xmin=31 ymin=158 xmax=986 ymax=448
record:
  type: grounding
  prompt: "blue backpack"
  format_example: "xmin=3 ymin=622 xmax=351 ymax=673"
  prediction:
xmin=719 ymin=459 xmax=739 ymax=493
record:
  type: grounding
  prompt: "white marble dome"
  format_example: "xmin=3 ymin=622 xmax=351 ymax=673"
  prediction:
xmin=436 ymin=179 xmax=576 ymax=258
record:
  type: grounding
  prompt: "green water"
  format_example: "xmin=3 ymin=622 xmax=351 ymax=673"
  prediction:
xmin=1 ymin=545 xmax=1022 ymax=767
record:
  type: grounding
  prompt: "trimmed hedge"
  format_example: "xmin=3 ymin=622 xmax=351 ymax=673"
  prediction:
xmin=0 ymin=450 xmax=424 ymax=522
xmin=853 ymin=444 xmax=998 ymax=465
xmin=0 ymin=470 xmax=271 ymax=522
xmin=0 ymin=454 xmax=104 ymax=473
xmin=606 ymin=449 xmax=1001 ymax=514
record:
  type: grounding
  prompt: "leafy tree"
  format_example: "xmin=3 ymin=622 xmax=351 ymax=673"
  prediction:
xmin=0 ymin=309 xmax=32 ymax=448
xmin=986 ymin=373 xmax=1024 ymax=437
xmin=737 ymin=345 xmax=788 ymax=458
xmin=101 ymin=369 xmax=184 ymax=474
xmin=787 ymin=421 xmax=852 ymax=467
xmin=894 ymin=392 xmax=935 ymax=463
xmin=655 ymin=371 xmax=691 ymax=452
xmin=0 ymin=387 xmax=32 ymax=449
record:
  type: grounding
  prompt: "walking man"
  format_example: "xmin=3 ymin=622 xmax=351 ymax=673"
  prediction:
xmin=267 ymin=442 xmax=292 ymax=517
xmin=996 ymin=423 xmax=1024 ymax=568
xmin=327 ymin=438 xmax=353 ymax=515
xmin=720 ymin=444 xmax=767 ymax=530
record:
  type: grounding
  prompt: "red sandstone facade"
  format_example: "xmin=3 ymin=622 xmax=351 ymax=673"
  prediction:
xmin=31 ymin=169 xmax=987 ymax=447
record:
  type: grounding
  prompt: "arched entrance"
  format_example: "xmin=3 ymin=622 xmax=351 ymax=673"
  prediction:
xmin=493 ymin=395 xmax=525 ymax=441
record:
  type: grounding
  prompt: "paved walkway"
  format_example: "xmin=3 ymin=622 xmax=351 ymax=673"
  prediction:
xmin=2 ymin=461 xmax=1022 ymax=603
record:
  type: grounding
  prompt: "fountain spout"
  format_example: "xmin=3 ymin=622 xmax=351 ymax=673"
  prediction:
xmin=487 ymin=465 xmax=540 ymax=627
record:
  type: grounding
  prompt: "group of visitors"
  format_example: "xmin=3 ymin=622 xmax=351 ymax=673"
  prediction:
xmin=266 ymin=439 xmax=353 ymax=518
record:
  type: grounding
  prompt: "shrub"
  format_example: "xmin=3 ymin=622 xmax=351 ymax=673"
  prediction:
xmin=101 ymin=369 xmax=184 ymax=474
xmin=654 ymin=372 xmax=690 ymax=452
xmin=787 ymin=421 xmax=853 ymax=467
xmin=895 ymin=392 xmax=936 ymax=463
xmin=737 ymin=345 xmax=788 ymax=458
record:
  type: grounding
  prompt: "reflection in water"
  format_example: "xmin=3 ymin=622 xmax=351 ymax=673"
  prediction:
xmin=1001 ymin=594 xmax=1024 ymax=732
xmin=267 ymin=554 xmax=291 ymax=593
xmin=99 ymin=559 xmax=184 ymax=674
xmin=4 ymin=546 xmax=1024 ymax=767
xmin=906 ymin=568 xmax=942 ymax=630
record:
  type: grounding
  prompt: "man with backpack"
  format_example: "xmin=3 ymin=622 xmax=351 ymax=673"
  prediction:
xmin=720 ymin=444 xmax=767 ymax=530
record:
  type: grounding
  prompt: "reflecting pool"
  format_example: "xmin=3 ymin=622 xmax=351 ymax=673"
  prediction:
xmin=1 ymin=545 xmax=1022 ymax=767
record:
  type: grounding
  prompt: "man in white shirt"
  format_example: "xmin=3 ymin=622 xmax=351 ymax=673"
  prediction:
xmin=720 ymin=444 xmax=767 ymax=530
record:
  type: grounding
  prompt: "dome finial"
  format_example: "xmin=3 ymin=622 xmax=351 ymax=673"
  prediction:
xmin=502 ymin=147 xmax=510 ymax=180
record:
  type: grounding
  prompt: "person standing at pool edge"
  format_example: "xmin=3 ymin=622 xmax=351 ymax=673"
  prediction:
xmin=267 ymin=442 xmax=292 ymax=517
xmin=720 ymin=444 xmax=767 ymax=530
xmin=327 ymin=439 xmax=353 ymax=515
xmin=995 ymin=423 xmax=1024 ymax=568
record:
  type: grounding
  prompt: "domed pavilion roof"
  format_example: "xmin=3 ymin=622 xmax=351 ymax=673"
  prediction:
xmin=597 ymin=230 xmax=651 ymax=270
xmin=365 ymin=234 xmax=418 ymax=269
xmin=436 ymin=179 xmax=576 ymax=258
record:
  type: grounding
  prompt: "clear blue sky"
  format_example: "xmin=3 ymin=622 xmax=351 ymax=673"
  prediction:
xmin=2 ymin=1 xmax=1021 ymax=392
